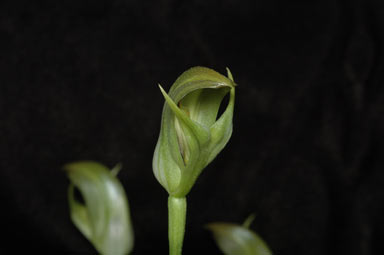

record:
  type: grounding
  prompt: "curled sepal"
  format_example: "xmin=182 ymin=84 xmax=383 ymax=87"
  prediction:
xmin=153 ymin=66 xmax=236 ymax=197
xmin=206 ymin=217 xmax=272 ymax=255
xmin=65 ymin=161 xmax=134 ymax=255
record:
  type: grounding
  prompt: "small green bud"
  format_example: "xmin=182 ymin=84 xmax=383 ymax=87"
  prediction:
xmin=206 ymin=215 xmax=272 ymax=255
xmin=153 ymin=66 xmax=236 ymax=197
xmin=64 ymin=161 xmax=134 ymax=255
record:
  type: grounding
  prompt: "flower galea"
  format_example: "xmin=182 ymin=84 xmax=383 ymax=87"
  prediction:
xmin=153 ymin=66 xmax=236 ymax=197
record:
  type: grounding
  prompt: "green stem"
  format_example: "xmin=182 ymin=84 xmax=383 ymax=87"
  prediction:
xmin=168 ymin=196 xmax=187 ymax=255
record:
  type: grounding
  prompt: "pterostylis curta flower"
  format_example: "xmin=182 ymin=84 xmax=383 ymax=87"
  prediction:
xmin=153 ymin=66 xmax=236 ymax=198
xmin=64 ymin=161 xmax=134 ymax=255
xmin=206 ymin=214 xmax=272 ymax=255
xmin=153 ymin=66 xmax=236 ymax=255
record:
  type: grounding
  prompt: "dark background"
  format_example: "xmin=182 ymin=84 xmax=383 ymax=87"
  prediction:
xmin=1 ymin=0 xmax=384 ymax=254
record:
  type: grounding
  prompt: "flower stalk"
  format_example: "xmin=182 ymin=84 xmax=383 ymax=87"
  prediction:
xmin=168 ymin=196 xmax=187 ymax=255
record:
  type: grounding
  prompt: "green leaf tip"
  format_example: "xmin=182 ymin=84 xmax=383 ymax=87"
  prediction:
xmin=153 ymin=66 xmax=236 ymax=197
xmin=110 ymin=162 xmax=123 ymax=176
xmin=65 ymin=161 xmax=134 ymax=255
xmin=242 ymin=213 xmax=256 ymax=229
xmin=226 ymin=67 xmax=235 ymax=83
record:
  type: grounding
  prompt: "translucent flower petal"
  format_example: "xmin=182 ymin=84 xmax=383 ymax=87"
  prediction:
xmin=65 ymin=161 xmax=134 ymax=255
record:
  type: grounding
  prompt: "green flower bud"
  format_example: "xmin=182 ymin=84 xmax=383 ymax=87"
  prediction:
xmin=153 ymin=66 xmax=236 ymax=197
xmin=64 ymin=161 xmax=134 ymax=255
xmin=206 ymin=215 xmax=272 ymax=255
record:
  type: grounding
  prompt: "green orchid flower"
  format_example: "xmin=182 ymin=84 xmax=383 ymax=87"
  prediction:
xmin=206 ymin=215 xmax=272 ymax=255
xmin=65 ymin=161 xmax=134 ymax=255
xmin=153 ymin=66 xmax=236 ymax=197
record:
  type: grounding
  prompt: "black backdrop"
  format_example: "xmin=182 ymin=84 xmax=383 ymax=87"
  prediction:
xmin=1 ymin=0 xmax=384 ymax=254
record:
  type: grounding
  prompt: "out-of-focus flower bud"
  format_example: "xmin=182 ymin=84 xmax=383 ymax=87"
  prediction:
xmin=206 ymin=215 xmax=272 ymax=255
xmin=65 ymin=161 xmax=134 ymax=255
xmin=153 ymin=66 xmax=236 ymax=197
